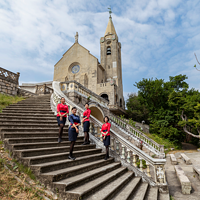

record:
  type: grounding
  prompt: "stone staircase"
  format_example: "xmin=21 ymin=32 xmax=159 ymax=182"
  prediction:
xmin=0 ymin=95 xmax=169 ymax=200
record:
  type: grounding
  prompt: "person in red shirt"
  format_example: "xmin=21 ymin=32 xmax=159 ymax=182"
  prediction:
xmin=82 ymin=103 xmax=91 ymax=145
xmin=57 ymin=97 xmax=69 ymax=143
xmin=101 ymin=116 xmax=111 ymax=160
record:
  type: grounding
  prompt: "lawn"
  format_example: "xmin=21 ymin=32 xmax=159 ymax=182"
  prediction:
xmin=0 ymin=93 xmax=24 ymax=112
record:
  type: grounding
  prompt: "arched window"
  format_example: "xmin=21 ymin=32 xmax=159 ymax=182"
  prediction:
xmin=101 ymin=94 xmax=109 ymax=102
xmin=115 ymin=94 xmax=118 ymax=103
xmin=120 ymin=98 xmax=122 ymax=107
xmin=107 ymin=46 xmax=111 ymax=55
xmin=108 ymin=65 xmax=110 ymax=69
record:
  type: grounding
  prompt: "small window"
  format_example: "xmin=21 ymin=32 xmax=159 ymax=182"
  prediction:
xmin=108 ymin=65 xmax=110 ymax=69
xmin=120 ymin=98 xmax=122 ymax=107
xmin=107 ymin=46 xmax=111 ymax=55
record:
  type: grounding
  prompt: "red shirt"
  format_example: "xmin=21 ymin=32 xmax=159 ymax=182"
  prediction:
xmin=57 ymin=103 xmax=69 ymax=117
xmin=83 ymin=108 xmax=91 ymax=122
xmin=101 ymin=122 xmax=111 ymax=136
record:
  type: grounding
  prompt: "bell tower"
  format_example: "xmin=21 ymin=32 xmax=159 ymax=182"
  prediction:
xmin=100 ymin=9 xmax=124 ymax=107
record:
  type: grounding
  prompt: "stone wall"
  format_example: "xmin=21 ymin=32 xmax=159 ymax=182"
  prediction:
xmin=0 ymin=67 xmax=20 ymax=96
xmin=17 ymin=88 xmax=36 ymax=97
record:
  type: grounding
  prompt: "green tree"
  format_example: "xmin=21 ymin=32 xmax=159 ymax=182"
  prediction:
xmin=129 ymin=74 xmax=199 ymax=146
xmin=126 ymin=93 xmax=149 ymax=123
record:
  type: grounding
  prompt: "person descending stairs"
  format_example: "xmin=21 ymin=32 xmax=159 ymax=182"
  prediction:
xmin=0 ymin=95 xmax=169 ymax=200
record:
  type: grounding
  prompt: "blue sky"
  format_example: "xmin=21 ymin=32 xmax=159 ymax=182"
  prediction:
xmin=0 ymin=0 xmax=200 ymax=100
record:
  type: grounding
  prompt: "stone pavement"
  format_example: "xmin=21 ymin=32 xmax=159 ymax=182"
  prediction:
xmin=165 ymin=151 xmax=200 ymax=200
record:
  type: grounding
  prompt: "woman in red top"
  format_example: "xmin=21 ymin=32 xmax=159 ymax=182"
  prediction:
xmin=82 ymin=103 xmax=91 ymax=145
xmin=57 ymin=97 xmax=69 ymax=143
xmin=101 ymin=116 xmax=111 ymax=160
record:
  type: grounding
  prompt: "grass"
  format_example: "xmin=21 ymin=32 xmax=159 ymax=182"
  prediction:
xmin=0 ymin=141 xmax=54 ymax=200
xmin=0 ymin=93 xmax=24 ymax=112
xmin=0 ymin=161 xmax=49 ymax=199
xmin=144 ymin=132 xmax=180 ymax=153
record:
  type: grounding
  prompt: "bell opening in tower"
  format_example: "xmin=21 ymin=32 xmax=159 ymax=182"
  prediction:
xmin=107 ymin=46 xmax=111 ymax=55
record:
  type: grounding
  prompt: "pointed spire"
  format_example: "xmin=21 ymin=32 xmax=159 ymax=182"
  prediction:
xmin=104 ymin=7 xmax=117 ymax=36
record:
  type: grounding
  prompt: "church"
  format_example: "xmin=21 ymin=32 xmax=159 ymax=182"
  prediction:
xmin=53 ymin=13 xmax=125 ymax=110
xmin=20 ymin=13 xmax=125 ymax=112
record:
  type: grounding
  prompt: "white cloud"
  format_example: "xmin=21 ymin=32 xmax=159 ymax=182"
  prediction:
xmin=0 ymin=0 xmax=200 ymax=96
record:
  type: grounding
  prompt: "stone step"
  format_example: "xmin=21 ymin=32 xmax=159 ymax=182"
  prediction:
xmin=6 ymin=136 xmax=73 ymax=144
xmin=9 ymin=141 xmax=83 ymax=151
xmin=31 ymin=153 xmax=106 ymax=174
xmin=145 ymin=187 xmax=158 ymax=200
xmin=112 ymin=177 xmax=141 ymax=200
xmin=13 ymin=143 xmax=90 ymax=156
xmin=0 ymin=116 xmax=56 ymax=120
xmin=64 ymin=167 xmax=127 ymax=200
xmin=8 ymin=104 xmax=51 ymax=107
xmin=23 ymin=148 xmax=102 ymax=165
xmin=6 ymin=106 xmax=51 ymax=109
xmin=17 ymin=100 xmax=50 ymax=102
xmin=42 ymin=159 xmax=115 ymax=186
xmin=53 ymin=162 xmax=121 ymax=192
xmin=16 ymin=102 xmax=51 ymax=105
xmin=2 ymin=132 xmax=64 ymax=139
xmin=0 ymin=120 xmax=57 ymax=125
xmin=3 ymin=107 xmax=52 ymax=111
xmin=132 ymin=182 xmax=149 ymax=200
xmin=2 ymin=110 xmax=54 ymax=114
xmin=86 ymin=171 xmax=135 ymax=200
xmin=1 ymin=127 xmax=68 ymax=132
xmin=0 ymin=124 xmax=64 ymax=129
xmin=0 ymin=113 xmax=55 ymax=118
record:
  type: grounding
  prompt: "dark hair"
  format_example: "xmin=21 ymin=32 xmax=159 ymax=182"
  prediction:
xmin=103 ymin=116 xmax=109 ymax=122
xmin=60 ymin=97 xmax=65 ymax=100
xmin=85 ymin=103 xmax=89 ymax=106
xmin=71 ymin=107 xmax=77 ymax=110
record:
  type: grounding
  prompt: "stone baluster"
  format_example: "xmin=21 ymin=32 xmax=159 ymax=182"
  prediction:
xmin=121 ymin=144 xmax=125 ymax=159
xmin=100 ymin=128 xmax=103 ymax=142
xmin=139 ymin=157 xmax=143 ymax=172
xmin=146 ymin=162 xmax=151 ymax=177
xmin=159 ymin=145 xmax=164 ymax=154
xmin=90 ymin=122 xmax=93 ymax=134
xmin=116 ymin=140 xmax=120 ymax=155
xmin=132 ymin=153 xmax=137 ymax=167
xmin=94 ymin=125 xmax=98 ymax=137
xmin=110 ymin=137 xmax=114 ymax=150
xmin=127 ymin=149 xmax=131 ymax=163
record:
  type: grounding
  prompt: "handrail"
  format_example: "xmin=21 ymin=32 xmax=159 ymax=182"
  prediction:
xmin=110 ymin=113 xmax=165 ymax=157
xmin=60 ymin=81 xmax=109 ymax=108
xmin=51 ymin=81 xmax=167 ymax=189
xmin=0 ymin=67 xmax=20 ymax=84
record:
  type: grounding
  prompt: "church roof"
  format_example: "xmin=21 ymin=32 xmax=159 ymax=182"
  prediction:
xmin=104 ymin=16 xmax=117 ymax=36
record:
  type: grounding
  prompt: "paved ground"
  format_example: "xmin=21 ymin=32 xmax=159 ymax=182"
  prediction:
xmin=165 ymin=151 xmax=200 ymax=200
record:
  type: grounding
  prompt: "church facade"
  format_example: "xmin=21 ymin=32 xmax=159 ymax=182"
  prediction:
xmin=53 ymin=14 xmax=125 ymax=110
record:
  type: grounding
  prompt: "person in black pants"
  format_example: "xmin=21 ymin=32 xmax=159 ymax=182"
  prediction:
xmin=82 ymin=103 xmax=91 ymax=145
xmin=101 ymin=116 xmax=111 ymax=160
xmin=56 ymin=97 xmax=69 ymax=143
xmin=68 ymin=107 xmax=81 ymax=160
